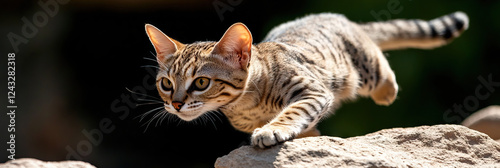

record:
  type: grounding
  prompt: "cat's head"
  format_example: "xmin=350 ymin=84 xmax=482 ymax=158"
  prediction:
xmin=145 ymin=23 xmax=252 ymax=121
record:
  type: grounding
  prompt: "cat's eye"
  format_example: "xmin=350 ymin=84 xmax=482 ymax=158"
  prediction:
xmin=193 ymin=77 xmax=210 ymax=91
xmin=161 ymin=78 xmax=173 ymax=91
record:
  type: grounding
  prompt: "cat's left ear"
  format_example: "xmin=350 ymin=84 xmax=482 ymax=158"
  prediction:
xmin=145 ymin=24 xmax=184 ymax=62
xmin=212 ymin=23 xmax=253 ymax=70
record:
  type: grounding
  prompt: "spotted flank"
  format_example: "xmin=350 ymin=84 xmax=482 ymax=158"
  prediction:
xmin=144 ymin=11 xmax=469 ymax=148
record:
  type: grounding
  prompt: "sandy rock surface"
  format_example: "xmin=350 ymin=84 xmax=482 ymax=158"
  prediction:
xmin=1 ymin=158 xmax=96 ymax=168
xmin=215 ymin=125 xmax=500 ymax=168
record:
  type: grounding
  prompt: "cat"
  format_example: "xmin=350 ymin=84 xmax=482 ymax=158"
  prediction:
xmin=144 ymin=11 xmax=469 ymax=148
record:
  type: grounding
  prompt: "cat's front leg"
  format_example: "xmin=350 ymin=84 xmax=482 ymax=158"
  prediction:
xmin=251 ymin=88 xmax=333 ymax=148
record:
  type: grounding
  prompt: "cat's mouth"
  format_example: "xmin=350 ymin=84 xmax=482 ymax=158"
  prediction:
xmin=165 ymin=102 xmax=221 ymax=121
xmin=173 ymin=111 xmax=203 ymax=121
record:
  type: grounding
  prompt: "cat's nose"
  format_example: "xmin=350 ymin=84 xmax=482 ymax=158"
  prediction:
xmin=171 ymin=101 xmax=184 ymax=111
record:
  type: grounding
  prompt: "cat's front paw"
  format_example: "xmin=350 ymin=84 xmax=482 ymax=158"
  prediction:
xmin=251 ymin=125 xmax=298 ymax=148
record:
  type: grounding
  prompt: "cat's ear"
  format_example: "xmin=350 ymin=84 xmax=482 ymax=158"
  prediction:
xmin=145 ymin=24 xmax=184 ymax=62
xmin=212 ymin=23 xmax=253 ymax=70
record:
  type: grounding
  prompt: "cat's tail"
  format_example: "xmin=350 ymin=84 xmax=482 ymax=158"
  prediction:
xmin=360 ymin=11 xmax=469 ymax=51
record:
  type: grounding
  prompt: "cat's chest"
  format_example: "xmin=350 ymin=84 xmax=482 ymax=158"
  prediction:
xmin=220 ymin=99 xmax=281 ymax=133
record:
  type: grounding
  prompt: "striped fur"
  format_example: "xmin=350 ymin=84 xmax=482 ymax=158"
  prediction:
xmin=145 ymin=11 xmax=469 ymax=148
xmin=360 ymin=11 xmax=469 ymax=50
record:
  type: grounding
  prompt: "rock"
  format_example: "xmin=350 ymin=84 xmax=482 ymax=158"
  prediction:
xmin=215 ymin=125 xmax=500 ymax=168
xmin=462 ymin=105 xmax=500 ymax=140
xmin=1 ymin=158 xmax=96 ymax=168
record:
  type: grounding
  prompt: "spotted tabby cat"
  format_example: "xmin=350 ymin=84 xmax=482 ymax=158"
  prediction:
xmin=144 ymin=11 xmax=468 ymax=148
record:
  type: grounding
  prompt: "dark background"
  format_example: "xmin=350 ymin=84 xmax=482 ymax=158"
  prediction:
xmin=1 ymin=0 xmax=499 ymax=167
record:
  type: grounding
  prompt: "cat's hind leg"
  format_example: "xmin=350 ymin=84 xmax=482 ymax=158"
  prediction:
xmin=367 ymin=47 xmax=399 ymax=106
xmin=370 ymin=68 xmax=398 ymax=106
xmin=349 ymin=35 xmax=399 ymax=106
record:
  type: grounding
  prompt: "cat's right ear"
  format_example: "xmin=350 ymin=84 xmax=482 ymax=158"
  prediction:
xmin=145 ymin=24 xmax=184 ymax=62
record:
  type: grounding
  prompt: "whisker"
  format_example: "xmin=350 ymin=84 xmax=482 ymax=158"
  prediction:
xmin=193 ymin=117 xmax=198 ymax=125
xmin=136 ymin=106 xmax=164 ymax=121
xmin=176 ymin=116 xmax=184 ymax=127
xmin=150 ymin=51 xmax=170 ymax=69
xmin=143 ymin=57 xmax=158 ymax=63
xmin=204 ymin=115 xmax=212 ymax=126
xmin=199 ymin=115 xmax=207 ymax=126
xmin=167 ymin=112 xmax=177 ymax=124
xmin=137 ymin=98 xmax=163 ymax=103
xmin=155 ymin=112 xmax=166 ymax=127
xmin=204 ymin=112 xmax=218 ymax=130
xmin=141 ymin=65 xmax=160 ymax=69
xmin=159 ymin=112 xmax=171 ymax=126
xmin=143 ymin=110 xmax=165 ymax=132
xmin=212 ymin=110 xmax=225 ymax=123
xmin=193 ymin=117 xmax=201 ymax=125
xmin=144 ymin=53 xmax=169 ymax=70
xmin=126 ymin=88 xmax=162 ymax=101
xmin=135 ymin=102 xmax=163 ymax=106
xmin=251 ymin=80 xmax=262 ymax=94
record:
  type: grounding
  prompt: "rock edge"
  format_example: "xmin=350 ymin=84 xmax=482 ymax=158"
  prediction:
xmin=1 ymin=158 xmax=96 ymax=168
xmin=215 ymin=124 xmax=500 ymax=168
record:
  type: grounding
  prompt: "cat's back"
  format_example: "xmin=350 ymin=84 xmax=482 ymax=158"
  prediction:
xmin=258 ymin=13 xmax=367 ymax=75
xmin=263 ymin=13 xmax=355 ymax=43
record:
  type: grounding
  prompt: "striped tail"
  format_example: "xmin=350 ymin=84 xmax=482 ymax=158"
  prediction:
xmin=360 ymin=11 xmax=469 ymax=51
